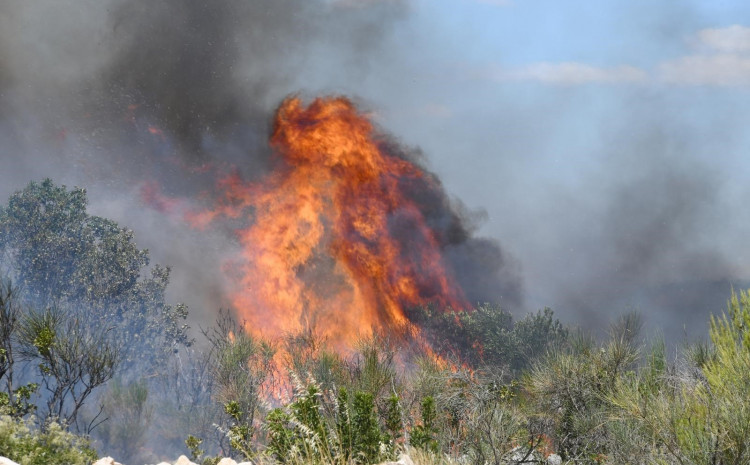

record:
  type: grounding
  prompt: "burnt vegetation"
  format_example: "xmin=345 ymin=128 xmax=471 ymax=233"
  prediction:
xmin=1 ymin=180 xmax=750 ymax=465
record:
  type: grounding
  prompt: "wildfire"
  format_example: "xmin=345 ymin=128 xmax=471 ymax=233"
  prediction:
xmin=189 ymin=96 xmax=469 ymax=352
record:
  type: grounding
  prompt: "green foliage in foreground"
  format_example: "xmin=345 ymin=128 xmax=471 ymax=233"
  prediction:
xmin=0 ymin=413 xmax=97 ymax=465
xmin=5 ymin=177 xmax=750 ymax=465
xmin=610 ymin=290 xmax=750 ymax=464
xmin=192 ymin=290 xmax=750 ymax=465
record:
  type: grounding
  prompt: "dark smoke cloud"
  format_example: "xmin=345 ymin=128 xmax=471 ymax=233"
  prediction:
xmin=556 ymin=150 xmax=736 ymax=336
xmin=0 ymin=0 xmax=411 ymax=329
xmin=503 ymin=92 xmax=749 ymax=343
xmin=384 ymin=141 xmax=523 ymax=306
xmin=0 ymin=0 xmax=524 ymax=334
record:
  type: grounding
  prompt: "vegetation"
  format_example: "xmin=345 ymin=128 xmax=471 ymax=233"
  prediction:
xmin=413 ymin=304 xmax=569 ymax=372
xmin=0 ymin=411 xmax=97 ymax=465
xmin=2 ymin=179 xmax=750 ymax=465
xmin=0 ymin=180 xmax=191 ymax=462
xmin=0 ymin=179 xmax=191 ymax=376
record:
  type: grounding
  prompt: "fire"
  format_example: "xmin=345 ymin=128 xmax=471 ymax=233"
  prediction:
xmin=191 ymin=96 xmax=469 ymax=352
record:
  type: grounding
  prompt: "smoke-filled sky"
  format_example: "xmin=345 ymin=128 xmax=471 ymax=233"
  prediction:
xmin=1 ymin=0 xmax=749 ymax=343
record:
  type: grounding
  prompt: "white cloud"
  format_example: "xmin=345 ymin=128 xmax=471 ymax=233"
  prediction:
xmin=696 ymin=25 xmax=750 ymax=54
xmin=656 ymin=25 xmax=750 ymax=86
xmin=659 ymin=54 xmax=750 ymax=86
xmin=481 ymin=25 xmax=750 ymax=88
xmin=496 ymin=62 xmax=648 ymax=85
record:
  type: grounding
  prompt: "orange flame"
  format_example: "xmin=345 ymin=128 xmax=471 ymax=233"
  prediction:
xmin=191 ymin=96 xmax=469 ymax=352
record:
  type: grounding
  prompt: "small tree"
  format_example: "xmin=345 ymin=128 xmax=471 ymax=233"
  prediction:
xmin=351 ymin=391 xmax=382 ymax=464
xmin=18 ymin=306 xmax=119 ymax=431
xmin=204 ymin=311 xmax=275 ymax=458
xmin=411 ymin=396 xmax=439 ymax=454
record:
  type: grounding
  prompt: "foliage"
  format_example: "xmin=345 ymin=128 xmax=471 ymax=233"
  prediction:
xmin=17 ymin=306 xmax=119 ymax=430
xmin=611 ymin=290 xmax=750 ymax=464
xmin=204 ymin=310 xmax=276 ymax=458
xmin=335 ymin=387 xmax=353 ymax=460
xmin=527 ymin=317 xmax=639 ymax=463
xmin=0 ymin=179 xmax=191 ymax=375
xmin=414 ymin=304 xmax=568 ymax=371
xmin=146 ymin=345 xmax=226 ymax=461
xmin=264 ymin=376 xmax=391 ymax=465
xmin=0 ymin=278 xmax=38 ymax=418
xmin=348 ymin=335 xmax=398 ymax=400
xmin=383 ymin=393 xmax=403 ymax=450
xmin=0 ymin=412 xmax=97 ymax=465
xmin=185 ymin=434 xmax=221 ymax=465
xmin=265 ymin=381 xmax=332 ymax=464
xmin=350 ymin=391 xmax=382 ymax=464
xmin=410 ymin=396 xmax=439 ymax=454
xmin=193 ymin=290 xmax=750 ymax=465
xmin=0 ymin=180 xmax=196 ymax=461
xmin=284 ymin=328 xmax=349 ymax=395
xmin=94 ymin=378 xmax=153 ymax=464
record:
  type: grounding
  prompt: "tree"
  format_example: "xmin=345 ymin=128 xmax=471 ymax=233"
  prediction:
xmin=0 ymin=179 xmax=190 ymax=374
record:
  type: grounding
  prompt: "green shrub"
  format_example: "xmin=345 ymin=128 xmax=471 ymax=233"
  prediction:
xmin=263 ymin=376 xmax=391 ymax=465
xmin=0 ymin=413 xmax=97 ymax=465
xmin=528 ymin=318 xmax=639 ymax=462
xmin=411 ymin=396 xmax=439 ymax=454
xmin=350 ymin=391 xmax=382 ymax=464
xmin=383 ymin=393 xmax=403 ymax=450
xmin=414 ymin=304 xmax=568 ymax=372
xmin=611 ymin=290 xmax=750 ymax=464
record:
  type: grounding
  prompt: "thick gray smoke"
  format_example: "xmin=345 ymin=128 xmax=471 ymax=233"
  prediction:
xmin=1 ymin=0 xmax=744 ymax=351
xmin=551 ymin=138 xmax=741 ymax=342
xmin=0 ymin=0 xmax=522 ymax=331
xmin=0 ymin=0 xmax=404 ymax=327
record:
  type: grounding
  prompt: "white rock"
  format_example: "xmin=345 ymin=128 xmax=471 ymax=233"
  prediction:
xmin=397 ymin=454 xmax=414 ymax=465
xmin=508 ymin=445 xmax=541 ymax=463
xmin=237 ymin=462 xmax=254 ymax=465
xmin=93 ymin=457 xmax=123 ymax=465
xmin=546 ymin=453 xmax=562 ymax=465
xmin=216 ymin=458 xmax=238 ymax=465
xmin=0 ymin=457 xmax=20 ymax=465
xmin=377 ymin=455 xmax=414 ymax=465
xmin=174 ymin=456 xmax=199 ymax=465
xmin=155 ymin=462 xmax=172 ymax=465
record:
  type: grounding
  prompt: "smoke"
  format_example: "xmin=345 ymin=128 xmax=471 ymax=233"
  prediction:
xmin=0 ymin=0 xmax=397 ymax=327
xmin=554 ymin=141 xmax=736 ymax=335
xmin=474 ymin=87 xmax=750 ymax=343
xmin=2 ymin=0 xmax=741 ymax=353
xmin=0 ymin=0 xmax=524 ymax=337
xmin=558 ymin=120 xmax=744 ymax=342
xmin=381 ymin=141 xmax=523 ymax=306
